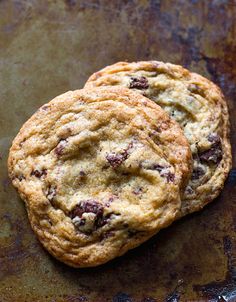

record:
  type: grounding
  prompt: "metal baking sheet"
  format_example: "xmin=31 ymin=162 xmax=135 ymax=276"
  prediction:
xmin=0 ymin=1 xmax=236 ymax=301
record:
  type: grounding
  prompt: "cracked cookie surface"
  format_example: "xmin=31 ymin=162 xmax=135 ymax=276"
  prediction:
xmin=85 ymin=61 xmax=232 ymax=217
xmin=8 ymin=87 xmax=191 ymax=267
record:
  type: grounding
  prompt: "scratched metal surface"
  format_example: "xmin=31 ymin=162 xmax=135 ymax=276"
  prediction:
xmin=0 ymin=0 xmax=236 ymax=301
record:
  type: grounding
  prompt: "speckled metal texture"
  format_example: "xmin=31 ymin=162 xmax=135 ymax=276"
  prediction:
xmin=0 ymin=1 xmax=236 ymax=301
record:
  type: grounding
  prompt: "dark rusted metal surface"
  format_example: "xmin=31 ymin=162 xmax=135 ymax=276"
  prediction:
xmin=0 ymin=0 xmax=236 ymax=301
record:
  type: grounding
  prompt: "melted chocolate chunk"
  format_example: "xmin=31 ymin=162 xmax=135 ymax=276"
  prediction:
xmin=144 ymin=163 xmax=175 ymax=182
xmin=106 ymin=153 xmax=126 ymax=168
xmin=31 ymin=169 xmax=47 ymax=178
xmin=199 ymin=148 xmax=222 ymax=164
xmin=70 ymin=200 xmax=110 ymax=231
xmin=55 ymin=139 xmax=67 ymax=156
xmin=106 ymin=142 xmax=133 ymax=168
xmin=129 ymin=76 xmax=149 ymax=89
xmin=70 ymin=200 xmax=103 ymax=219
xmin=199 ymin=133 xmax=222 ymax=164
xmin=191 ymin=167 xmax=205 ymax=180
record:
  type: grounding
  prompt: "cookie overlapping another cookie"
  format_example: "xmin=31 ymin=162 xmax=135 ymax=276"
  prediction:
xmin=8 ymin=87 xmax=192 ymax=267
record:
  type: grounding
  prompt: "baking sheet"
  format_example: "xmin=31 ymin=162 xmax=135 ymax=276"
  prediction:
xmin=0 ymin=1 xmax=236 ymax=301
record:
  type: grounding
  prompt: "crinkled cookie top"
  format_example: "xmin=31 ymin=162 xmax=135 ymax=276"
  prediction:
xmin=8 ymin=87 xmax=191 ymax=267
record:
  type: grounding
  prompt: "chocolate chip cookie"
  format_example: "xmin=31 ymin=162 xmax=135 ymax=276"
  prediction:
xmin=8 ymin=87 xmax=191 ymax=267
xmin=85 ymin=61 xmax=232 ymax=217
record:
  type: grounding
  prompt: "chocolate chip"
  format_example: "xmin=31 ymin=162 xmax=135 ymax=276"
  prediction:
xmin=55 ymin=139 xmax=67 ymax=156
xmin=199 ymin=148 xmax=222 ymax=164
xmin=143 ymin=163 xmax=175 ymax=182
xmin=106 ymin=142 xmax=133 ymax=168
xmin=191 ymin=167 xmax=205 ymax=180
xmin=198 ymin=133 xmax=222 ymax=165
xmin=31 ymin=169 xmax=47 ymax=178
xmin=129 ymin=76 xmax=149 ymax=89
xmin=46 ymin=185 xmax=57 ymax=201
xmin=70 ymin=200 xmax=110 ymax=232
xmin=70 ymin=200 xmax=103 ymax=219
xmin=106 ymin=153 xmax=126 ymax=168
xmin=79 ymin=170 xmax=86 ymax=177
